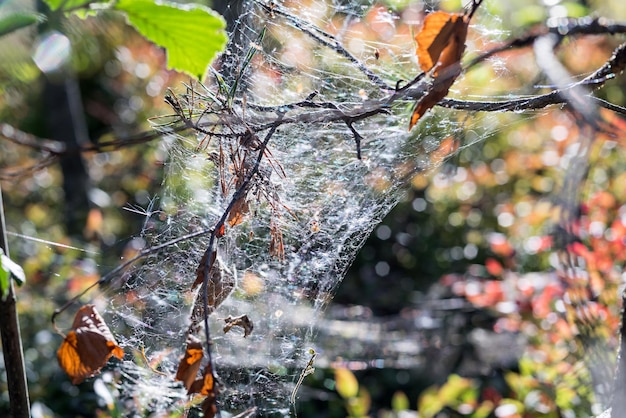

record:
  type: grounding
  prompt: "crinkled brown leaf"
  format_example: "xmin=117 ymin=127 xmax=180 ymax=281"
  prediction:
xmin=190 ymin=250 xmax=236 ymax=331
xmin=223 ymin=314 xmax=254 ymax=337
xmin=175 ymin=335 xmax=204 ymax=391
xmin=200 ymin=396 xmax=217 ymax=418
xmin=57 ymin=304 xmax=124 ymax=384
xmin=201 ymin=393 xmax=218 ymax=418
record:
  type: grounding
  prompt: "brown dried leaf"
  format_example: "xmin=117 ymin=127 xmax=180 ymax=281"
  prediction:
xmin=409 ymin=73 xmax=458 ymax=128
xmin=227 ymin=196 xmax=249 ymax=227
xmin=193 ymin=249 xmax=214 ymax=289
xmin=175 ymin=335 xmax=204 ymax=391
xmin=190 ymin=249 xmax=236 ymax=331
xmin=57 ymin=305 xmax=124 ymax=385
xmin=201 ymin=394 xmax=218 ymax=418
xmin=223 ymin=314 xmax=254 ymax=337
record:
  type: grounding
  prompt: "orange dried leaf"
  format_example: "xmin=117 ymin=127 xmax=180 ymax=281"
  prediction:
xmin=416 ymin=11 xmax=460 ymax=72
xmin=215 ymin=223 xmax=225 ymax=238
xmin=189 ymin=363 xmax=219 ymax=418
xmin=410 ymin=10 xmax=470 ymax=129
xmin=57 ymin=305 xmax=124 ymax=385
xmin=175 ymin=335 xmax=204 ymax=391
xmin=416 ymin=11 xmax=468 ymax=75
xmin=189 ymin=364 xmax=216 ymax=396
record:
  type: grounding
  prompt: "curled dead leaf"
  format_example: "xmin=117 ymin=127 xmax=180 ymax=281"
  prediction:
xmin=193 ymin=250 xmax=235 ymax=309
xmin=223 ymin=314 xmax=254 ymax=337
xmin=175 ymin=338 xmax=218 ymax=417
xmin=201 ymin=393 xmax=218 ymax=418
xmin=188 ymin=364 xmax=215 ymax=396
xmin=57 ymin=304 xmax=124 ymax=384
xmin=409 ymin=72 xmax=460 ymax=129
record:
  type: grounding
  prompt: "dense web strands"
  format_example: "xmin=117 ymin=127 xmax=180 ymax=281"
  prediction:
xmin=101 ymin=0 xmax=502 ymax=415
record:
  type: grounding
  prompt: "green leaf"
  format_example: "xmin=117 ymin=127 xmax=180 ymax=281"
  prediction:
xmin=114 ymin=0 xmax=227 ymax=79
xmin=0 ymin=12 xmax=46 ymax=37
xmin=417 ymin=386 xmax=444 ymax=418
xmin=346 ymin=387 xmax=371 ymax=417
xmin=438 ymin=374 xmax=473 ymax=407
xmin=0 ymin=249 xmax=25 ymax=299
xmin=474 ymin=401 xmax=495 ymax=418
xmin=1 ymin=249 xmax=25 ymax=287
xmin=391 ymin=390 xmax=410 ymax=411
xmin=42 ymin=0 xmax=96 ymax=12
xmin=335 ymin=368 xmax=359 ymax=399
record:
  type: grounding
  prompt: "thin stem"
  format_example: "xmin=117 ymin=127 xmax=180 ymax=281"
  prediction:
xmin=0 ymin=184 xmax=31 ymax=417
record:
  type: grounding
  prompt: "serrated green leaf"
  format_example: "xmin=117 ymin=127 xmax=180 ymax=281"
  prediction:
xmin=0 ymin=12 xmax=46 ymax=37
xmin=114 ymin=0 xmax=227 ymax=79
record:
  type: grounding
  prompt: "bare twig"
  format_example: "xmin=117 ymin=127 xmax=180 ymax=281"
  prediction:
xmin=466 ymin=17 xmax=626 ymax=69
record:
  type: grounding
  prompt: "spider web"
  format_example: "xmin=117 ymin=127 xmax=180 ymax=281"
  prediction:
xmin=100 ymin=0 xmax=513 ymax=415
